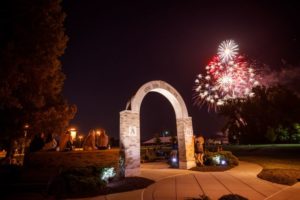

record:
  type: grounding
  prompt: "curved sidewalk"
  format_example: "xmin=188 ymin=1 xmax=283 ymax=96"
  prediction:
xmin=141 ymin=161 xmax=299 ymax=200
xmin=72 ymin=161 xmax=300 ymax=200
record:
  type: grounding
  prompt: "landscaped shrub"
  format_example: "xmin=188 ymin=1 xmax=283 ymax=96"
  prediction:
xmin=219 ymin=194 xmax=248 ymax=200
xmin=257 ymin=168 xmax=300 ymax=185
xmin=48 ymin=168 xmax=155 ymax=198
xmin=0 ymin=164 xmax=22 ymax=183
xmin=218 ymin=151 xmax=239 ymax=166
xmin=64 ymin=174 xmax=105 ymax=194
xmin=204 ymin=151 xmax=239 ymax=167
xmin=48 ymin=166 xmax=112 ymax=197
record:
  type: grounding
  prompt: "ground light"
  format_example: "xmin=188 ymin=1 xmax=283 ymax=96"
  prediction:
xmin=101 ymin=167 xmax=116 ymax=183
xmin=212 ymin=155 xmax=227 ymax=166
xmin=172 ymin=157 xmax=177 ymax=163
xmin=221 ymin=160 xmax=227 ymax=165
xmin=170 ymin=154 xmax=178 ymax=168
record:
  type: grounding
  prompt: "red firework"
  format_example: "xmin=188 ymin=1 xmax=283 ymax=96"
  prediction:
xmin=194 ymin=40 xmax=259 ymax=110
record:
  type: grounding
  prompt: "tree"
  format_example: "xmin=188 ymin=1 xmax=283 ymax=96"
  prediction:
xmin=265 ymin=127 xmax=277 ymax=143
xmin=0 ymin=0 xmax=76 ymax=148
xmin=276 ymin=125 xmax=289 ymax=143
xmin=219 ymin=86 xmax=300 ymax=144
xmin=291 ymin=123 xmax=300 ymax=143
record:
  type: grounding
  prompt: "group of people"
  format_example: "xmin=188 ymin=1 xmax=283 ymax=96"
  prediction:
xmin=29 ymin=130 xmax=203 ymax=166
xmin=29 ymin=132 xmax=58 ymax=152
xmin=82 ymin=129 xmax=109 ymax=150
xmin=29 ymin=128 xmax=109 ymax=152
xmin=29 ymin=131 xmax=73 ymax=152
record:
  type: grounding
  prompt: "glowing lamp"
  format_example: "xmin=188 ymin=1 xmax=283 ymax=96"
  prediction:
xmin=24 ymin=123 xmax=29 ymax=129
xmin=23 ymin=123 xmax=30 ymax=137
xmin=172 ymin=157 xmax=177 ymax=163
xmin=69 ymin=128 xmax=77 ymax=140
xmin=221 ymin=160 xmax=227 ymax=165
xmin=96 ymin=130 xmax=101 ymax=136
xmin=78 ymin=135 xmax=83 ymax=141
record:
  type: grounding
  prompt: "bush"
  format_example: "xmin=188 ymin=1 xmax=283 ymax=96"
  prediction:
xmin=48 ymin=166 xmax=109 ymax=197
xmin=0 ymin=164 xmax=22 ymax=184
xmin=204 ymin=151 xmax=239 ymax=167
xmin=64 ymin=174 xmax=105 ymax=194
xmin=218 ymin=151 xmax=239 ymax=166
xmin=219 ymin=194 xmax=248 ymax=200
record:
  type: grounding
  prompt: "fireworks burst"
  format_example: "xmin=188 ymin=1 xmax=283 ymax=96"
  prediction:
xmin=194 ymin=40 xmax=259 ymax=110
xmin=218 ymin=40 xmax=239 ymax=63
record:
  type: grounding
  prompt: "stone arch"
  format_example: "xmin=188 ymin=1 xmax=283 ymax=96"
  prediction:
xmin=120 ymin=80 xmax=195 ymax=177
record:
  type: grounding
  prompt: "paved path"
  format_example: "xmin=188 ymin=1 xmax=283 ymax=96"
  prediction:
xmin=141 ymin=162 xmax=286 ymax=200
xmin=72 ymin=161 xmax=300 ymax=200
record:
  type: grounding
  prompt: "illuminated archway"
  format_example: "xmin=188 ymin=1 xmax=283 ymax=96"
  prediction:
xmin=120 ymin=80 xmax=195 ymax=176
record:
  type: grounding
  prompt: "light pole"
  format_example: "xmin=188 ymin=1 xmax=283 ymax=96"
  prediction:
xmin=22 ymin=123 xmax=29 ymax=155
xmin=96 ymin=129 xmax=101 ymax=146
xmin=69 ymin=128 xmax=77 ymax=149
xmin=78 ymin=135 xmax=83 ymax=148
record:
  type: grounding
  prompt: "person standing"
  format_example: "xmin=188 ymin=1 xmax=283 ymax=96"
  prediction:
xmin=83 ymin=129 xmax=97 ymax=150
xmin=99 ymin=130 xmax=109 ymax=150
xmin=59 ymin=131 xmax=73 ymax=151
xmin=194 ymin=134 xmax=205 ymax=166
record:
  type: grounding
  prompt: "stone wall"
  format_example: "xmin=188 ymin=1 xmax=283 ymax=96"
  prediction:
xmin=119 ymin=110 xmax=140 ymax=177
xmin=24 ymin=148 xmax=121 ymax=175
xmin=176 ymin=117 xmax=195 ymax=169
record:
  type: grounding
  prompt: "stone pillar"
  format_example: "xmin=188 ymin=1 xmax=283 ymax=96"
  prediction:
xmin=176 ymin=117 xmax=195 ymax=169
xmin=120 ymin=110 xmax=140 ymax=177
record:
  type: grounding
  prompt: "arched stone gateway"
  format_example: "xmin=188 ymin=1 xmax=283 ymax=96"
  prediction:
xmin=120 ymin=80 xmax=195 ymax=177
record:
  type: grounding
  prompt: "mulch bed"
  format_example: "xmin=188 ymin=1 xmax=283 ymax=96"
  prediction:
xmin=1 ymin=165 xmax=155 ymax=199
xmin=257 ymin=168 xmax=300 ymax=185
xmin=106 ymin=177 xmax=154 ymax=194
xmin=64 ymin=176 xmax=155 ymax=198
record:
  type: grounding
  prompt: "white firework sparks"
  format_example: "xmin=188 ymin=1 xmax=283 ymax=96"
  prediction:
xmin=218 ymin=40 xmax=239 ymax=63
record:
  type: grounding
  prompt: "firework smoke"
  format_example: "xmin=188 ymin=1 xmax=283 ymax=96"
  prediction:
xmin=260 ymin=66 xmax=300 ymax=95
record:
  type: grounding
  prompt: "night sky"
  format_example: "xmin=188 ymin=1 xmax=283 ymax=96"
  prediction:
xmin=61 ymin=1 xmax=300 ymax=140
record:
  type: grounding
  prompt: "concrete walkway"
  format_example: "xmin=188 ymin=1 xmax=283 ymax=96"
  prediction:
xmin=73 ymin=161 xmax=300 ymax=200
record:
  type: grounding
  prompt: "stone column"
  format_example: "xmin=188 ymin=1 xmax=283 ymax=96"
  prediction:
xmin=176 ymin=117 xmax=196 ymax=169
xmin=119 ymin=110 xmax=140 ymax=177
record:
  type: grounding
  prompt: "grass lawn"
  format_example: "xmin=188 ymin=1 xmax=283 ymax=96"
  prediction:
xmin=223 ymin=144 xmax=300 ymax=185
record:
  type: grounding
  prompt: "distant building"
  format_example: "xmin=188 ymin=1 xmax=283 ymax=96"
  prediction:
xmin=142 ymin=136 xmax=174 ymax=145
xmin=207 ymin=132 xmax=229 ymax=145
